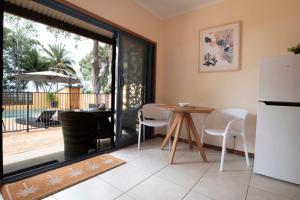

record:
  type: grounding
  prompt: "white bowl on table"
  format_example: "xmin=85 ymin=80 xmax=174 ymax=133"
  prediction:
xmin=178 ymin=102 xmax=190 ymax=107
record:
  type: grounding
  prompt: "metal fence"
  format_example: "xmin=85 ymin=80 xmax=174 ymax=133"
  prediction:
xmin=2 ymin=92 xmax=111 ymax=133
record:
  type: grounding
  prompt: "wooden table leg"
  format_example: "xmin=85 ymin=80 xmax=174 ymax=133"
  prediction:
xmin=169 ymin=113 xmax=184 ymax=164
xmin=184 ymin=114 xmax=193 ymax=149
xmin=185 ymin=113 xmax=208 ymax=162
xmin=160 ymin=113 xmax=180 ymax=150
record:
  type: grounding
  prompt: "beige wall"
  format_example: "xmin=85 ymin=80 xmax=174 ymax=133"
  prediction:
xmin=66 ymin=0 xmax=300 ymax=153
xmin=158 ymin=0 xmax=300 ymax=153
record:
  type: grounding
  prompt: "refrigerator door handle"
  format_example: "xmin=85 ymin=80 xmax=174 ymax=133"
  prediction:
xmin=258 ymin=101 xmax=300 ymax=107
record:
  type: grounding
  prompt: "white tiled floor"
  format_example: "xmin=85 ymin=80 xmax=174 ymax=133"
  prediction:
xmin=1 ymin=137 xmax=300 ymax=200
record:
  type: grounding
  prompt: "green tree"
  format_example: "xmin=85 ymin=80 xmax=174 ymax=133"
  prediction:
xmin=79 ymin=43 xmax=112 ymax=93
xmin=79 ymin=53 xmax=93 ymax=81
xmin=45 ymin=26 xmax=110 ymax=93
xmin=43 ymin=43 xmax=76 ymax=75
xmin=3 ymin=13 xmax=40 ymax=92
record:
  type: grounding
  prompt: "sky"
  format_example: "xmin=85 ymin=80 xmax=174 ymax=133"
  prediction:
xmin=4 ymin=13 xmax=102 ymax=92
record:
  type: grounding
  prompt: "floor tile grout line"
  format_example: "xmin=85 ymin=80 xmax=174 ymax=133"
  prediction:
xmin=113 ymin=192 xmax=138 ymax=200
xmin=124 ymin=144 xmax=199 ymax=196
xmin=244 ymin=170 xmax=254 ymax=200
xmin=95 ymin=175 xmax=126 ymax=193
xmin=111 ymin=140 xmax=172 ymax=200
xmin=114 ymin=142 xmax=224 ymax=199
xmin=180 ymin=162 xmax=214 ymax=200
xmin=122 ymin=162 xmax=172 ymax=199
xmin=249 ymin=184 xmax=296 ymax=200
xmin=125 ymin=145 xmax=212 ymax=187
xmin=101 ymin=155 xmax=171 ymax=199
xmin=245 ymin=171 xmax=296 ymax=200
xmin=111 ymin=150 xmax=143 ymax=163
xmin=125 ymin=192 xmax=138 ymax=200
xmin=155 ymin=167 xmax=210 ymax=190
xmin=105 ymin=170 xmax=153 ymax=200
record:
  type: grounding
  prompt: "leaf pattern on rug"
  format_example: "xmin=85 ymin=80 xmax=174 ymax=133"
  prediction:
xmin=47 ymin=175 xmax=63 ymax=186
xmin=68 ymin=168 xmax=84 ymax=177
xmin=16 ymin=183 xmax=39 ymax=197
xmin=103 ymin=159 xmax=114 ymax=164
xmin=1 ymin=154 xmax=124 ymax=200
xmin=86 ymin=162 xmax=101 ymax=170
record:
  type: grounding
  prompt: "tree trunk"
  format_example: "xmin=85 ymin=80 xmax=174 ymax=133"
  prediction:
xmin=92 ymin=40 xmax=100 ymax=93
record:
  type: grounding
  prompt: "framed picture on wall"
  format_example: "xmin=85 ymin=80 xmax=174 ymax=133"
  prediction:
xmin=199 ymin=22 xmax=240 ymax=72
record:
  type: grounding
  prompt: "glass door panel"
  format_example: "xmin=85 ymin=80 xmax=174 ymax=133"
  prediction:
xmin=1 ymin=12 xmax=115 ymax=178
xmin=116 ymin=34 xmax=147 ymax=147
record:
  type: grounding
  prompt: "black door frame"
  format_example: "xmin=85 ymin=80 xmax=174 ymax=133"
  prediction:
xmin=0 ymin=0 xmax=4 ymax=183
xmin=0 ymin=0 xmax=156 ymax=183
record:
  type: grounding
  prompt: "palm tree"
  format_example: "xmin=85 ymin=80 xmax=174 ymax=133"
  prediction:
xmin=44 ymin=43 xmax=76 ymax=75
xmin=22 ymin=49 xmax=50 ymax=92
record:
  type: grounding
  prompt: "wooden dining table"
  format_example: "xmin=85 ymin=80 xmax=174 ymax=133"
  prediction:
xmin=158 ymin=105 xmax=214 ymax=164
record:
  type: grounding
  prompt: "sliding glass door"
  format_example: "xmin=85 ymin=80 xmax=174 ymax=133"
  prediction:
xmin=116 ymin=33 xmax=154 ymax=147
xmin=1 ymin=0 xmax=155 ymax=182
xmin=1 ymin=11 xmax=116 ymax=179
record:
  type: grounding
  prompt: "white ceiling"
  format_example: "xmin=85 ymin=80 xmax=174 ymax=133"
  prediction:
xmin=134 ymin=0 xmax=224 ymax=19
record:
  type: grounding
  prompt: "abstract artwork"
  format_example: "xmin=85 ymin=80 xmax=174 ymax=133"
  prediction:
xmin=199 ymin=22 xmax=240 ymax=72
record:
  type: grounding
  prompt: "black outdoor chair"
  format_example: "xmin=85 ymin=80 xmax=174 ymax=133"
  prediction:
xmin=59 ymin=111 xmax=98 ymax=160
xmin=88 ymin=111 xmax=114 ymax=148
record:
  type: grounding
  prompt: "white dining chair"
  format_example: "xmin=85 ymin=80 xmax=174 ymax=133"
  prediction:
xmin=137 ymin=104 xmax=172 ymax=150
xmin=201 ymin=108 xmax=249 ymax=171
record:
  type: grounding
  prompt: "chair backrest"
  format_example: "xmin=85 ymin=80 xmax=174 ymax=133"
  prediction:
xmin=140 ymin=103 xmax=171 ymax=121
xmin=59 ymin=111 xmax=97 ymax=160
xmin=206 ymin=108 xmax=248 ymax=130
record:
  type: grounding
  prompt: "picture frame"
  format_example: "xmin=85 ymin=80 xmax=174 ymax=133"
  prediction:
xmin=199 ymin=22 xmax=240 ymax=72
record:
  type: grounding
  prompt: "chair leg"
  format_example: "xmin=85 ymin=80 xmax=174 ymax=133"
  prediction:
xmin=220 ymin=135 xmax=227 ymax=171
xmin=143 ymin=125 xmax=146 ymax=142
xmin=166 ymin=124 xmax=171 ymax=151
xmin=201 ymin=128 xmax=206 ymax=145
xmin=242 ymin=132 xmax=250 ymax=166
xmin=138 ymin=123 xmax=142 ymax=150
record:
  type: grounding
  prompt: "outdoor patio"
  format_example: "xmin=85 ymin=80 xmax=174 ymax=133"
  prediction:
xmin=2 ymin=89 xmax=115 ymax=175
xmin=3 ymin=126 xmax=113 ymax=174
xmin=3 ymin=127 xmax=64 ymax=174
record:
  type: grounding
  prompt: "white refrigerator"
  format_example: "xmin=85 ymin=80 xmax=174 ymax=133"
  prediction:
xmin=254 ymin=54 xmax=300 ymax=185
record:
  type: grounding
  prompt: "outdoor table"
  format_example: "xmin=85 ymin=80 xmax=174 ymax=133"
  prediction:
xmin=158 ymin=105 xmax=214 ymax=164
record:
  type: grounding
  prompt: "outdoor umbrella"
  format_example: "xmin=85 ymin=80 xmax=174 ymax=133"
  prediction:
xmin=14 ymin=71 xmax=81 ymax=109
xmin=14 ymin=71 xmax=81 ymax=85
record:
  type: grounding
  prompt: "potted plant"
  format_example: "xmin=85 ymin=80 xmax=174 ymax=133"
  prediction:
xmin=47 ymin=93 xmax=58 ymax=108
xmin=288 ymin=43 xmax=300 ymax=54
